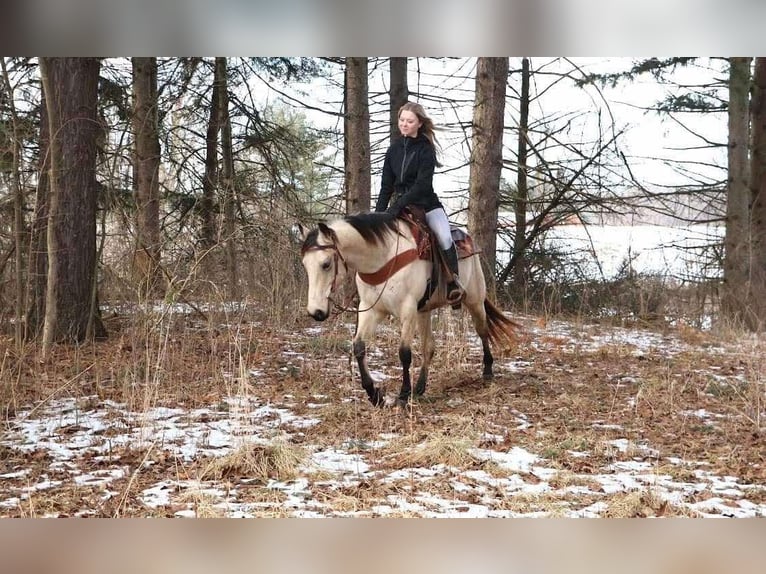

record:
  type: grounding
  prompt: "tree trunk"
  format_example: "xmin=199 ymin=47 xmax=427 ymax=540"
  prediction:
xmin=132 ymin=57 xmax=163 ymax=297
xmin=467 ymin=57 xmax=509 ymax=296
xmin=39 ymin=57 xmax=106 ymax=352
xmin=344 ymin=57 xmax=371 ymax=214
xmin=748 ymin=57 xmax=766 ymax=330
xmin=26 ymin=77 xmax=50 ymax=339
xmin=1 ymin=58 xmax=26 ymax=348
xmin=216 ymin=57 xmax=239 ymax=300
xmin=389 ymin=57 xmax=409 ymax=143
xmin=200 ymin=60 xmax=221 ymax=250
xmin=722 ymin=57 xmax=752 ymax=327
xmin=512 ymin=58 xmax=531 ymax=293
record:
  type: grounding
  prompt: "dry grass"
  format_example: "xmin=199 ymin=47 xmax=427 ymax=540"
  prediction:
xmin=1 ymin=302 xmax=765 ymax=517
xmin=176 ymin=489 xmax=226 ymax=518
xmin=311 ymin=479 xmax=398 ymax=514
xmin=489 ymin=491 xmax=571 ymax=516
xmin=604 ymin=489 xmax=699 ymax=518
xmin=200 ymin=440 xmax=305 ymax=482
xmin=381 ymin=428 xmax=480 ymax=470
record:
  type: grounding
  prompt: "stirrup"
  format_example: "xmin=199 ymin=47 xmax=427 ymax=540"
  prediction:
xmin=446 ymin=280 xmax=465 ymax=306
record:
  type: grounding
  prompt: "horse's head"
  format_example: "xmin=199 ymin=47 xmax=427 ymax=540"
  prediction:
xmin=299 ymin=222 xmax=347 ymax=321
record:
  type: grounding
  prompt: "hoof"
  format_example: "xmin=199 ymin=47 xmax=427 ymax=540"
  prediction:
xmin=369 ymin=389 xmax=386 ymax=407
xmin=482 ymin=371 xmax=493 ymax=381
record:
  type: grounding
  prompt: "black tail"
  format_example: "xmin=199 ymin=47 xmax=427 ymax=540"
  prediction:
xmin=484 ymin=298 xmax=520 ymax=349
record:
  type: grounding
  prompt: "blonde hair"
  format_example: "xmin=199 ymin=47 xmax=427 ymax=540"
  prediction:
xmin=399 ymin=101 xmax=442 ymax=166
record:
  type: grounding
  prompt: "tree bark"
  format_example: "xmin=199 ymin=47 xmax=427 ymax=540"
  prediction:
xmin=389 ymin=57 xmax=409 ymax=143
xmin=1 ymin=58 xmax=26 ymax=348
xmin=132 ymin=57 xmax=163 ymax=297
xmin=39 ymin=57 xmax=106 ymax=352
xmin=200 ymin=59 xmax=221 ymax=250
xmin=512 ymin=58 xmax=531 ymax=293
xmin=722 ymin=57 xmax=752 ymax=327
xmin=25 ymin=77 xmax=50 ymax=339
xmin=748 ymin=57 xmax=766 ymax=330
xmin=344 ymin=57 xmax=371 ymax=214
xmin=216 ymin=57 xmax=239 ymax=300
xmin=467 ymin=57 xmax=509 ymax=296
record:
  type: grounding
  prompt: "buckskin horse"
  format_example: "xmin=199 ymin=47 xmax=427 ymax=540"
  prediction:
xmin=299 ymin=210 xmax=518 ymax=406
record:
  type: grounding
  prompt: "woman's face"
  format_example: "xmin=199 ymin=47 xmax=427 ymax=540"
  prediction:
xmin=398 ymin=110 xmax=422 ymax=138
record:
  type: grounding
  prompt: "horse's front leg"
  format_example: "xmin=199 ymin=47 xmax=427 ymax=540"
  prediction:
xmin=353 ymin=308 xmax=385 ymax=406
xmin=396 ymin=309 xmax=418 ymax=405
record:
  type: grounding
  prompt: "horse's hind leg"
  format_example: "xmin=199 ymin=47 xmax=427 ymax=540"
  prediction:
xmin=353 ymin=310 xmax=385 ymax=406
xmin=465 ymin=299 xmax=494 ymax=380
xmin=414 ymin=311 xmax=434 ymax=396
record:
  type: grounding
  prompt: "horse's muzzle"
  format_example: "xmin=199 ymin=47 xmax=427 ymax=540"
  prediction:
xmin=308 ymin=309 xmax=328 ymax=321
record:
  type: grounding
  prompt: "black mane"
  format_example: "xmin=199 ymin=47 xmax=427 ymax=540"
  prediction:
xmin=301 ymin=212 xmax=402 ymax=254
xmin=344 ymin=212 xmax=401 ymax=246
xmin=300 ymin=228 xmax=321 ymax=255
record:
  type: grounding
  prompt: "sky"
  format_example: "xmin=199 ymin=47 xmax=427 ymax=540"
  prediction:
xmin=253 ymin=57 xmax=729 ymax=215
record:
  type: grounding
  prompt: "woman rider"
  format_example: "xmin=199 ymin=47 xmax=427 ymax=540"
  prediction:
xmin=375 ymin=101 xmax=464 ymax=305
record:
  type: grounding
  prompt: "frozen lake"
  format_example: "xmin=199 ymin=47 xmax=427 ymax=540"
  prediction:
xmin=501 ymin=224 xmax=724 ymax=282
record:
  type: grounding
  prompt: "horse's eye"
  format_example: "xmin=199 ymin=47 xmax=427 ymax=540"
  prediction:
xmin=321 ymin=260 xmax=332 ymax=271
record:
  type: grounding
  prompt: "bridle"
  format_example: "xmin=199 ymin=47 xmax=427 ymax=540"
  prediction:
xmin=301 ymin=241 xmax=348 ymax=294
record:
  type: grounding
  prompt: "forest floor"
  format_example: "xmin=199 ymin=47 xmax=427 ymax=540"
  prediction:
xmin=1 ymin=304 xmax=765 ymax=517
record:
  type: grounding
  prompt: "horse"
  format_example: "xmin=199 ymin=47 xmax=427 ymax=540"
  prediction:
xmin=298 ymin=211 xmax=518 ymax=407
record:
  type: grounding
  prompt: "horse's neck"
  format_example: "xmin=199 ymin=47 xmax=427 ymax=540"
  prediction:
xmin=331 ymin=220 xmax=408 ymax=274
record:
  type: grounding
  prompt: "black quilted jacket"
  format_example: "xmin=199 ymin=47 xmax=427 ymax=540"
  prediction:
xmin=375 ymin=133 xmax=443 ymax=214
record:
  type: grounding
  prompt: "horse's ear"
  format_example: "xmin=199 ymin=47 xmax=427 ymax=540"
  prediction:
xmin=293 ymin=222 xmax=308 ymax=242
xmin=317 ymin=222 xmax=332 ymax=237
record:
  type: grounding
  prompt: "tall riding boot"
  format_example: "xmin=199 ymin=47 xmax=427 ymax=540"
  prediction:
xmin=442 ymin=244 xmax=465 ymax=306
